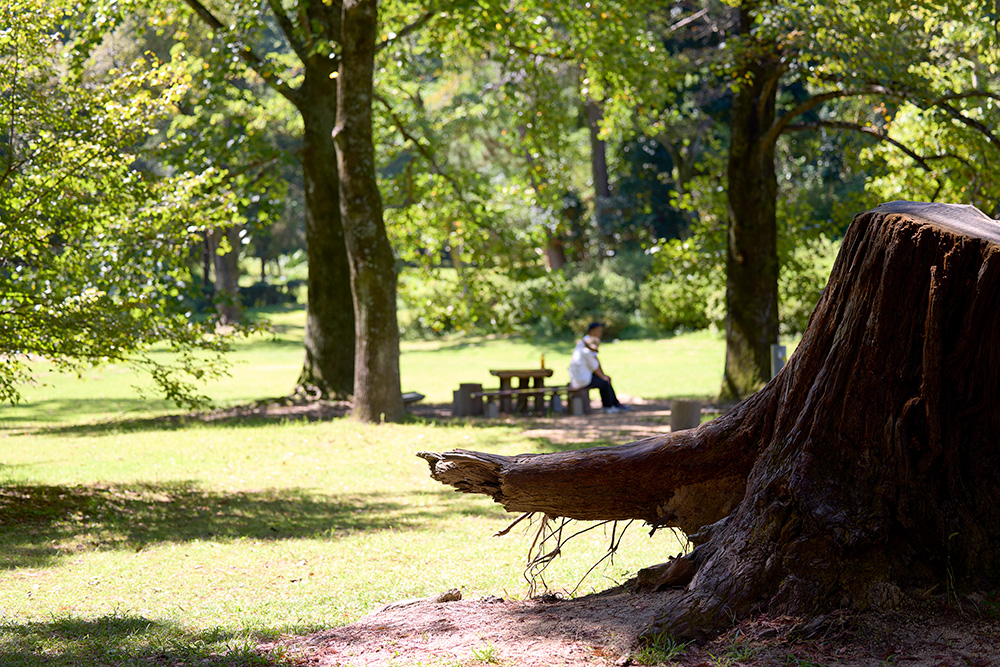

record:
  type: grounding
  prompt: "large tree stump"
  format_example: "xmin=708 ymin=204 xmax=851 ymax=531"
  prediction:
xmin=419 ymin=202 xmax=1000 ymax=640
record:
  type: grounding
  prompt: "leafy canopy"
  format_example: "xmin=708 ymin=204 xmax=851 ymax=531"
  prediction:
xmin=0 ymin=0 xmax=249 ymax=406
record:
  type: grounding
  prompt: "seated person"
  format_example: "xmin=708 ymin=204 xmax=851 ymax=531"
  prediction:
xmin=568 ymin=322 xmax=630 ymax=413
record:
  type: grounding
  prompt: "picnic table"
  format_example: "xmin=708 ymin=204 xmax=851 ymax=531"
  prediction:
xmin=489 ymin=368 xmax=554 ymax=413
xmin=451 ymin=369 xmax=591 ymax=417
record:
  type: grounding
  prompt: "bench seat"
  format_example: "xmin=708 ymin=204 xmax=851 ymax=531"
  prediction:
xmin=471 ymin=385 xmax=592 ymax=416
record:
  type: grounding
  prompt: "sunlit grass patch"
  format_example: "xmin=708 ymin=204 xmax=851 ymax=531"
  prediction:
xmin=0 ymin=414 xmax=684 ymax=665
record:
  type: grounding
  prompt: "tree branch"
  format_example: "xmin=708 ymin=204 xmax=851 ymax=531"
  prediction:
xmin=180 ymin=0 xmax=300 ymax=106
xmin=374 ymin=93 xmax=473 ymax=206
xmin=762 ymin=86 xmax=889 ymax=149
xmin=376 ymin=9 xmax=437 ymax=53
xmin=926 ymin=96 xmax=1000 ymax=152
xmin=266 ymin=0 xmax=311 ymax=64
xmin=668 ymin=7 xmax=709 ymax=32
xmin=784 ymin=120 xmax=936 ymax=172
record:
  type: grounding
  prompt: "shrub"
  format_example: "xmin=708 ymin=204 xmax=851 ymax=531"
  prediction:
xmin=779 ymin=236 xmax=840 ymax=335
xmin=639 ymin=276 xmax=712 ymax=333
xmin=562 ymin=269 xmax=639 ymax=337
xmin=397 ymin=265 xmax=642 ymax=339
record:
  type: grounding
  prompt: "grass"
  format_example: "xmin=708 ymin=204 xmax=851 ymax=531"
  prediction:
xmin=2 ymin=305 xmax=762 ymax=428
xmin=1 ymin=418 xmax=684 ymax=665
xmin=400 ymin=328 xmax=735 ymax=405
xmin=1 ymin=306 xmax=734 ymax=665
xmin=633 ymin=629 xmax=690 ymax=665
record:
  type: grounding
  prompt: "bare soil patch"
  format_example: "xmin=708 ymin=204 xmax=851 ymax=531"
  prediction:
xmin=265 ymin=588 xmax=1000 ymax=666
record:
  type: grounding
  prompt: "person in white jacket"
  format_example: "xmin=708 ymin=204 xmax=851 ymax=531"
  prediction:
xmin=567 ymin=322 xmax=630 ymax=413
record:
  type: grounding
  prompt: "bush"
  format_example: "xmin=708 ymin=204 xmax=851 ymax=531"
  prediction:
xmin=396 ymin=265 xmax=642 ymax=339
xmin=779 ymin=235 xmax=840 ymax=335
xmin=239 ymin=281 xmax=301 ymax=307
xmin=639 ymin=276 xmax=712 ymax=333
xmin=560 ymin=267 xmax=640 ymax=338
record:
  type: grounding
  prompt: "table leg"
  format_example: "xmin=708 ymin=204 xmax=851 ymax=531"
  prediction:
xmin=500 ymin=378 xmax=512 ymax=414
xmin=515 ymin=377 xmax=529 ymax=413
xmin=533 ymin=378 xmax=545 ymax=413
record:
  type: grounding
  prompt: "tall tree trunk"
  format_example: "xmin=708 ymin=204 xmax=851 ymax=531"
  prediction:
xmin=178 ymin=0 xmax=356 ymax=399
xmin=296 ymin=77 xmax=356 ymax=399
xmin=334 ymin=0 xmax=404 ymax=422
xmin=586 ymin=98 xmax=611 ymax=238
xmin=545 ymin=233 xmax=566 ymax=270
xmin=421 ymin=202 xmax=1000 ymax=641
xmin=207 ymin=226 xmax=243 ymax=325
xmin=720 ymin=12 xmax=781 ymax=401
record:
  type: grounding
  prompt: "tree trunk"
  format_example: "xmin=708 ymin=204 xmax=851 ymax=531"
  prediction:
xmin=421 ymin=201 xmax=1000 ymax=641
xmin=545 ymin=233 xmax=566 ymax=270
xmin=720 ymin=15 xmax=781 ymax=401
xmin=296 ymin=76 xmax=356 ymax=399
xmin=334 ymin=0 xmax=404 ymax=423
xmin=586 ymin=98 xmax=611 ymax=236
xmin=207 ymin=226 xmax=244 ymax=325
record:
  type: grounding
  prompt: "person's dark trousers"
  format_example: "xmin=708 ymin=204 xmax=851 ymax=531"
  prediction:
xmin=587 ymin=374 xmax=620 ymax=407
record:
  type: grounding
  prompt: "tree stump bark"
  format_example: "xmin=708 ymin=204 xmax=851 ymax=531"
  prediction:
xmin=420 ymin=202 xmax=1000 ymax=640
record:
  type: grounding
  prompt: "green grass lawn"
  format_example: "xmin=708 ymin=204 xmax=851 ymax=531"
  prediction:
xmin=2 ymin=417 xmax=687 ymax=666
xmin=0 ymin=308 xmax=792 ymax=665
xmin=2 ymin=305 xmax=747 ymax=427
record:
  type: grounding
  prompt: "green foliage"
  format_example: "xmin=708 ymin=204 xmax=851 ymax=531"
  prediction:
xmin=378 ymin=0 xmax=673 ymax=312
xmin=0 ymin=0 xmax=251 ymax=407
xmin=640 ymin=276 xmax=714 ymax=334
xmin=639 ymin=216 xmax=726 ymax=336
xmin=561 ymin=266 xmax=640 ymax=338
xmin=778 ymin=235 xmax=840 ymax=335
xmin=398 ymin=264 xmax=640 ymax=339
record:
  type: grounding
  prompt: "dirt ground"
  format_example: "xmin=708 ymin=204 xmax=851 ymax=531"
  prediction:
xmin=264 ymin=589 xmax=1000 ymax=666
xmin=227 ymin=397 xmax=1000 ymax=667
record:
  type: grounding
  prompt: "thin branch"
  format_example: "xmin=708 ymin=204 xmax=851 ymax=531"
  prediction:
xmin=762 ymin=86 xmax=889 ymax=149
xmin=374 ymin=93 xmax=477 ymax=209
xmin=849 ymin=77 xmax=1000 ymax=152
xmin=180 ymin=0 xmax=300 ymax=106
xmin=927 ymin=99 xmax=1000 ymax=152
xmin=669 ymin=7 xmax=709 ymax=32
xmin=507 ymin=42 xmax=575 ymax=61
xmin=785 ymin=120 xmax=935 ymax=171
xmin=10 ymin=142 xmax=125 ymax=226
xmin=266 ymin=0 xmax=311 ymax=64
xmin=928 ymin=90 xmax=1000 ymax=106
xmin=376 ymin=9 xmax=438 ymax=53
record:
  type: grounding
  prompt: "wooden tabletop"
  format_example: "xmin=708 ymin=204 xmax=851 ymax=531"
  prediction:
xmin=489 ymin=369 xmax=554 ymax=378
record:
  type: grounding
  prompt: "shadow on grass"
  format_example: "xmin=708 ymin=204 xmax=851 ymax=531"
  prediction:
xmin=0 ymin=483 xmax=495 ymax=571
xmin=0 ymin=614 xmax=284 ymax=666
xmin=0 ymin=397 xmax=180 ymax=431
xmin=0 ymin=398 xmax=353 ymax=436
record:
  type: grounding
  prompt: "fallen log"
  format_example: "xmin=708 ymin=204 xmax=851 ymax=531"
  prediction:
xmin=418 ymin=386 xmax=775 ymax=534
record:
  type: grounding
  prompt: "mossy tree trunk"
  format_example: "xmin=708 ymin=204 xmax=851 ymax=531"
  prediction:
xmin=720 ymin=5 xmax=781 ymax=401
xmin=334 ymin=0 xmax=404 ymax=422
xmin=421 ymin=202 xmax=1000 ymax=640
xmin=296 ymin=78 xmax=355 ymax=400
